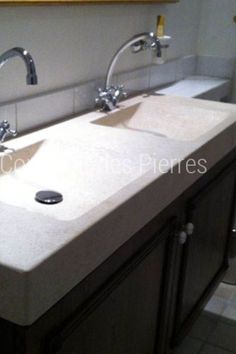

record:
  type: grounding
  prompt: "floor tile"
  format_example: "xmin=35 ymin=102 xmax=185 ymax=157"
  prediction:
xmin=230 ymin=289 xmax=236 ymax=303
xmin=174 ymin=336 xmax=203 ymax=354
xmin=189 ymin=312 xmax=217 ymax=341
xmin=221 ymin=301 xmax=236 ymax=326
xmin=215 ymin=283 xmax=236 ymax=301
xmin=204 ymin=296 xmax=228 ymax=316
xmin=199 ymin=343 xmax=234 ymax=354
xmin=208 ymin=321 xmax=236 ymax=352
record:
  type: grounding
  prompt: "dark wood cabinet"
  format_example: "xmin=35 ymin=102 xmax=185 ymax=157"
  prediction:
xmin=45 ymin=221 xmax=176 ymax=354
xmin=172 ymin=165 xmax=236 ymax=346
xmin=0 ymin=148 xmax=236 ymax=354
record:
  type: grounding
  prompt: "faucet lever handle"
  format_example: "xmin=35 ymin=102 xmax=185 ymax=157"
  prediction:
xmin=116 ymin=85 xmax=127 ymax=100
xmin=95 ymin=85 xmax=127 ymax=112
xmin=0 ymin=120 xmax=10 ymax=129
xmin=95 ymin=88 xmax=115 ymax=111
xmin=120 ymin=85 xmax=128 ymax=98
xmin=6 ymin=127 xmax=17 ymax=137
xmin=0 ymin=120 xmax=17 ymax=143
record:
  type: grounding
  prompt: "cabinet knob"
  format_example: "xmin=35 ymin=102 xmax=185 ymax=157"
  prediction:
xmin=186 ymin=223 xmax=194 ymax=236
xmin=179 ymin=231 xmax=188 ymax=245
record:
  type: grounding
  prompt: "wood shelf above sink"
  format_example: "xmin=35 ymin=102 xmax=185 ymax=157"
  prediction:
xmin=0 ymin=0 xmax=179 ymax=5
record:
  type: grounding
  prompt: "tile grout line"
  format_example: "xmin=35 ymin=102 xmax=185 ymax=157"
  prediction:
xmin=15 ymin=102 xmax=18 ymax=133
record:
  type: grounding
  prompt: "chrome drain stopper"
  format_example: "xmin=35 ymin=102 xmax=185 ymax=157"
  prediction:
xmin=35 ymin=190 xmax=63 ymax=205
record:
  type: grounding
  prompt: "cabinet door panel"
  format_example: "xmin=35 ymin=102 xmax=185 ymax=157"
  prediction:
xmin=173 ymin=165 xmax=236 ymax=342
xmin=45 ymin=221 xmax=175 ymax=354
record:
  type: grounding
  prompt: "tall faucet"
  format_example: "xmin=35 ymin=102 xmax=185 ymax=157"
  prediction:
xmin=0 ymin=47 xmax=38 ymax=143
xmin=96 ymin=32 xmax=162 ymax=112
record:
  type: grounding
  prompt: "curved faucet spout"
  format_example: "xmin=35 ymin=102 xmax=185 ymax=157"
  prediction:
xmin=105 ymin=32 xmax=161 ymax=88
xmin=0 ymin=47 xmax=38 ymax=144
xmin=0 ymin=47 xmax=38 ymax=85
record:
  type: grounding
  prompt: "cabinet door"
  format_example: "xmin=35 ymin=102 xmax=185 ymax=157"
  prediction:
xmin=44 ymin=220 xmax=176 ymax=354
xmin=173 ymin=165 xmax=236 ymax=344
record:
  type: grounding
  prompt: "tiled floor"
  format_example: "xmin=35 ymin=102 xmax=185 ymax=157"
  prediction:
xmin=175 ymin=282 xmax=236 ymax=354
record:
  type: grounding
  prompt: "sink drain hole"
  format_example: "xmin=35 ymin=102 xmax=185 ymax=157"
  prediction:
xmin=35 ymin=190 xmax=63 ymax=205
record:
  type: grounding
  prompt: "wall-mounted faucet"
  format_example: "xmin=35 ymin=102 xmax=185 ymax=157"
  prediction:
xmin=95 ymin=32 xmax=162 ymax=112
xmin=0 ymin=47 xmax=38 ymax=143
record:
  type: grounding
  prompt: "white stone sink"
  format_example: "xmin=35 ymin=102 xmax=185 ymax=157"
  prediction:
xmin=93 ymin=100 xmax=229 ymax=141
xmin=0 ymin=96 xmax=232 ymax=224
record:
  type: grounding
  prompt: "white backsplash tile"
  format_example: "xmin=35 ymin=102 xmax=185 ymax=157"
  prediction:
xmin=183 ymin=56 xmax=197 ymax=77
xmin=0 ymin=54 xmax=232 ymax=135
xmin=74 ymin=81 xmax=97 ymax=113
xmin=117 ymin=67 xmax=149 ymax=94
xmin=196 ymin=56 xmax=235 ymax=79
xmin=96 ymin=75 xmax=117 ymax=90
xmin=16 ymin=89 xmax=74 ymax=133
xmin=149 ymin=60 xmax=177 ymax=89
xmin=176 ymin=55 xmax=197 ymax=81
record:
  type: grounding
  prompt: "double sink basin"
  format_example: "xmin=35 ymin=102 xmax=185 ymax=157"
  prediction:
xmin=0 ymin=94 xmax=233 ymax=221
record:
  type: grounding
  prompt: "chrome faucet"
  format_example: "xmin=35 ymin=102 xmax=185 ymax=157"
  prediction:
xmin=0 ymin=120 xmax=17 ymax=143
xmin=0 ymin=47 xmax=38 ymax=85
xmin=96 ymin=32 xmax=162 ymax=112
xmin=0 ymin=47 xmax=38 ymax=143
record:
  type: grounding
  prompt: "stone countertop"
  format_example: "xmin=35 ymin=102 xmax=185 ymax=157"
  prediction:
xmin=0 ymin=93 xmax=236 ymax=326
xmin=156 ymin=75 xmax=230 ymax=99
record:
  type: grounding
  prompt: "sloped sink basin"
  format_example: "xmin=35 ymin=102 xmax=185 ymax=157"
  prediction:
xmin=93 ymin=100 xmax=229 ymax=141
xmin=0 ymin=141 xmax=44 ymax=175
xmin=0 ymin=136 xmax=150 ymax=221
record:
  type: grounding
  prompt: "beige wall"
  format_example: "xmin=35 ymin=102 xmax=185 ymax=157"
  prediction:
xmin=0 ymin=0 xmax=202 ymax=103
xmin=197 ymin=0 xmax=236 ymax=102
xmin=198 ymin=0 xmax=236 ymax=58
